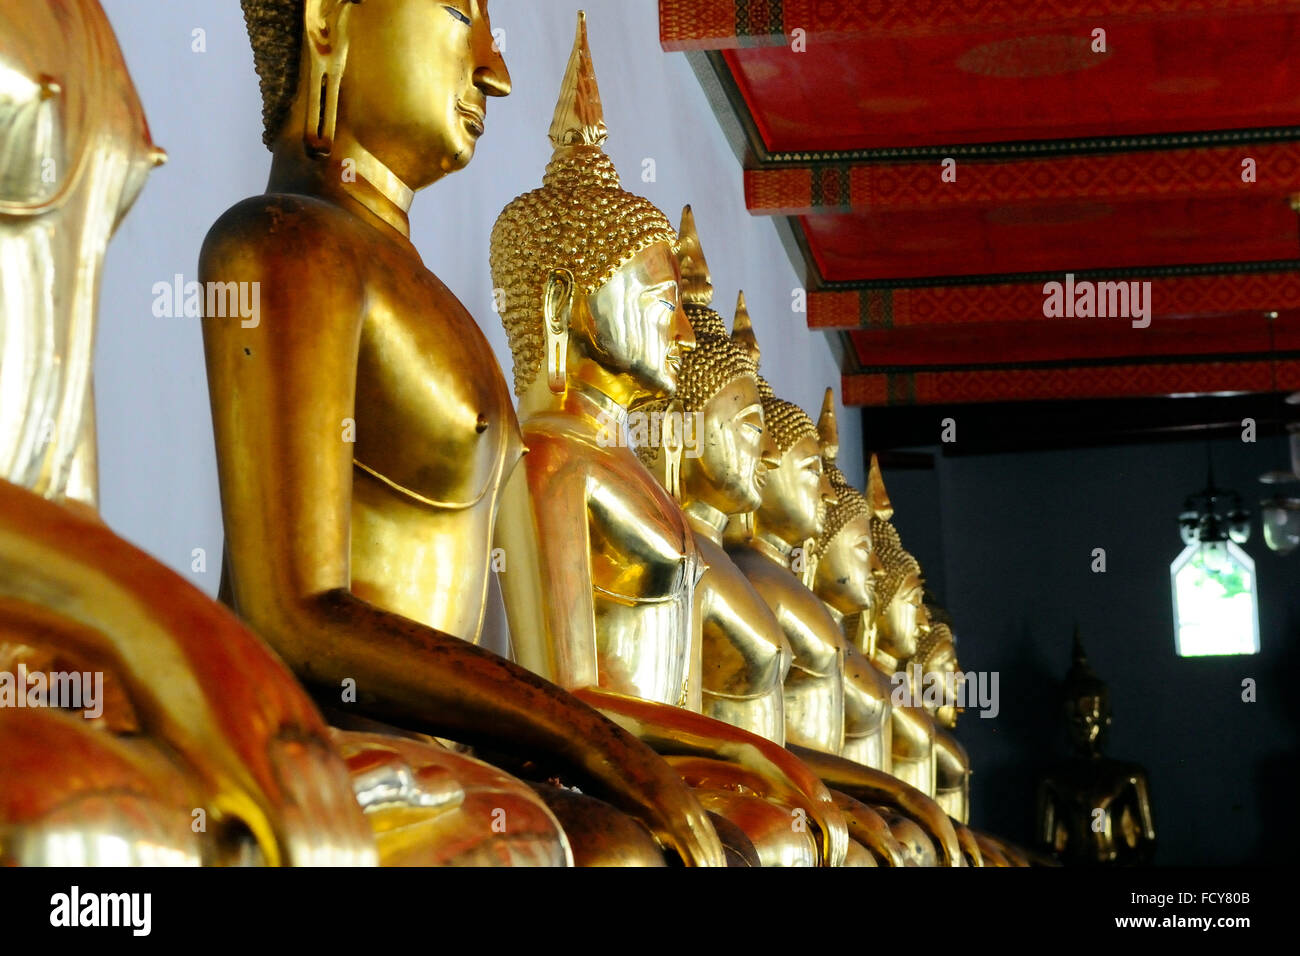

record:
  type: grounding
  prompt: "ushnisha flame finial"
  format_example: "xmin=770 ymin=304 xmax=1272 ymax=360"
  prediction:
xmin=731 ymin=290 xmax=760 ymax=366
xmin=1063 ymin=628 xmax=1108 ymax=702
xmin=818 ymin=387 xmax=839 ymax=466
xmin=548 ymin=11 xmax=608 ymax=150
xmin=867 ymin=453 xmax=894 ymax=521
xmin=677 ymin=204 xmax=714 ymax=307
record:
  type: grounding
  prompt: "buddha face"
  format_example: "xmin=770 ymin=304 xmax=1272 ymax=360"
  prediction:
xmin=757 ymin=435 xmax=836 ymax=545
xmin=881 ymin=573 xmax=924 ymax=659
xmin=1066 ymin=692 xmax=1111 ymax=755
xmin=576 ymin=242 xmax=692 ymax=397
xmin=687 ymin=375 xmax=768 ymax=515
xmin=337 ymin=0 xmax=510 ymax=185
xmin=815 ymin=514 xmax=881 ymax=616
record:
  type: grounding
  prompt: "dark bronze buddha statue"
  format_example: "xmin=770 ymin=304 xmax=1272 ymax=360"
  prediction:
xmin=1036 ymin=635 xmax=1156 ymax=865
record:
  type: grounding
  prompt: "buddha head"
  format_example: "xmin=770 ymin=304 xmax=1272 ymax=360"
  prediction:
xmin=872 ymin=517 xmax=925 ymax=660
xmin=811 ymin=388 xmax=880 ymax=613
xmin=241 ymin=0 xmax=509 ymax=185
xmin=491 ymin=14 xmax=690 ymax=407
xmin=669 ymin=209 xmax=771 ymax=516
xmin=915 ymin=621 xmax=963 ymax=728
xmin=753 ymin=385 xmax=836 ymax=547
xmin=743 ymin=318 xmax=835 ymax=546
xmin=1062 ymin=634 xmax=1111 ymax=757
xmin=814 ymin=465 xmax=884 ymax=619
xmin=675 ymin=329 xmax=768 ymax=516
xmin=1 ymin=0 xmax=165 ymax=501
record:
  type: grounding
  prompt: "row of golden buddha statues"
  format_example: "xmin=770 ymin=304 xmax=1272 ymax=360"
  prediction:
xmin=2 ymin=0 xmax=1051 ymax=865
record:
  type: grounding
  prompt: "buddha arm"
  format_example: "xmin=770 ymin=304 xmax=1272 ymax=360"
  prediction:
xmin=933 ymin=727 xmax=971 ymax=823
xmin=888 ymin=700 xmax=937 ymax=796
xmin=1130 ymin=771 xmax=1157 ymax=855
xmin=1133 ymin=774 xmax=1156 ymax=840
xmin=787 ymin=743 xmax=963 ymax=866
xmin=698 ymin=573 xmax=789 ymax=702
xmin=775 ymin=592 xmax=847 ymax=753
xmin=934 ymin=730 xmax=967 ymax=780
xmin=695 ymin=552 xmax=789 ymax=742
xmin=782 ymin=599 xmax=841 ymax=677
xmin=199 ymin=211 xmax=721 ymax=867
xmin=574 ymin=686 xmax=848 ymax=868
xmin=842 ymin=643 xmax=889 ymax=748
xmin=493 ymin=432 xmax=600 ymax=691
xmin=891 ymin=701 xmax=935 ymax=754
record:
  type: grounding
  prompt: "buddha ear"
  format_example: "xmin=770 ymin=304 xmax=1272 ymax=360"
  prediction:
xmin=543 ymin=269 xmax=575 ymax=394
xmin=302 ymin=0 xmax=357 ymax=156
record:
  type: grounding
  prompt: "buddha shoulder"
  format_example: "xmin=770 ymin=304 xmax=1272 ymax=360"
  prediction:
xmin=843 ymin=644 xmax=890 ymax=696
xmin=519 ymin=423 xmax=687 ymax=540
xmin=200 ymin=193 xmax=367 ymax=316
xmin=520 ymin=415 xmax=644 ymax=483
xmin=731 ymin=546 xmax=828 ymax=617
xmin=516 ymin=421 xmax=595 ymax=480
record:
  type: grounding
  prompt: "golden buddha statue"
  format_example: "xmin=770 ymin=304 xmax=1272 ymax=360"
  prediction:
xmin=0 ymin=0 xmax=374 ymax=866
xmin=490 ymin=14 xmax=847 ymax=867
xmin=869 ymin=504 xmax=940 ymax=798
xmin=912 ymin=618 xmax=970 ymax=822
xmin=812 ymin=394 xmax=893 ymax=772
xmin=667 ymin=206 xmax=789 ymax=745
xmin=1036 ymin=636 xmax=1156 ymax=865
xmin=201 ymin=0 xmax=723 ymax=866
